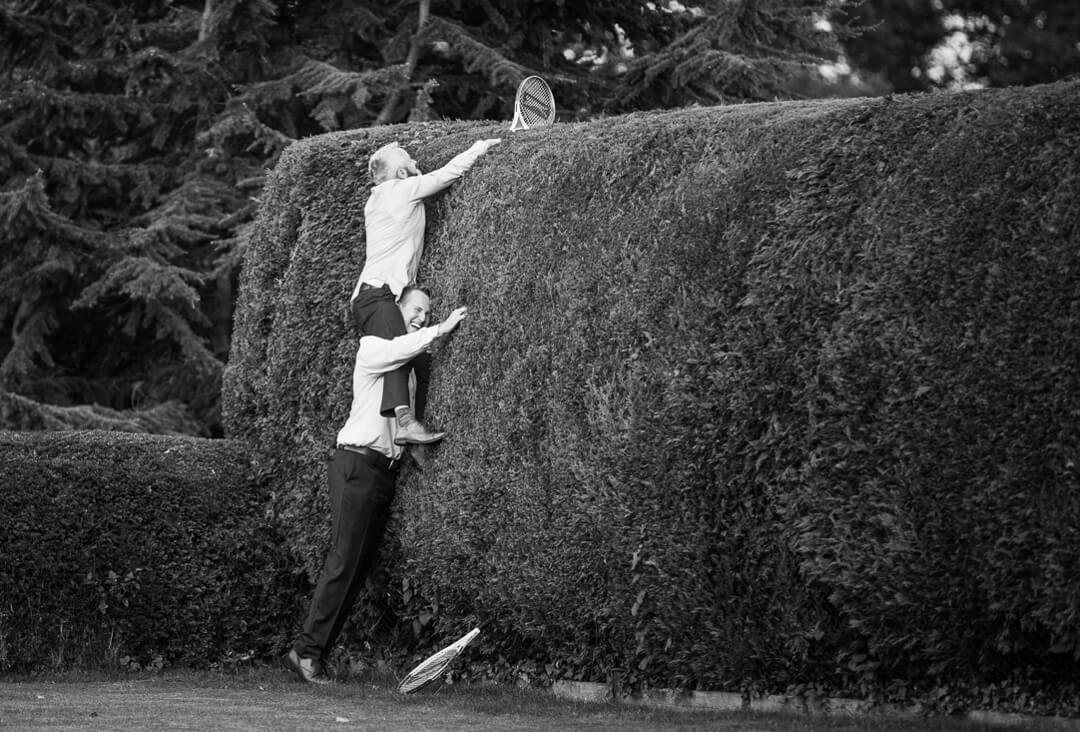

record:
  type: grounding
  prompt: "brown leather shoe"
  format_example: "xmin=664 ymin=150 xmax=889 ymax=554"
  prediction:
xmin=393 ymin=409 xmax=446 ymax=445
xmin=283 ymin=648 xmax=332 ymax=685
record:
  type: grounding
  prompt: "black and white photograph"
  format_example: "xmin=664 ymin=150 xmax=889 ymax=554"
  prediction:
xmin=1 ymin=1 xmax=1078 ymax=729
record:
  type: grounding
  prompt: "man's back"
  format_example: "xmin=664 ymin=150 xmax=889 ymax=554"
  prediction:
xmin=361 ymin=179 xmax=428 ymax=297
xmin=354 ymin=139 xmax=501 ymax=299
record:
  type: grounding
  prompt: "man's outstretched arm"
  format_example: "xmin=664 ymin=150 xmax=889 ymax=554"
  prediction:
xmin=404 ymin=139 xmax=502 ymax=201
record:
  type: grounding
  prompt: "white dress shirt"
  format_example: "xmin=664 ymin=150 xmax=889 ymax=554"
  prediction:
xmin=335 ymin=326 xmax=440 ymax=459
xmin=352 ymin=144 xmax=491 ymax=300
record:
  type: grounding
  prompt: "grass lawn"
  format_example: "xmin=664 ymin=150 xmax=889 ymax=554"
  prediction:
xmin=0 ymin=668 xmax=1045 ymax=731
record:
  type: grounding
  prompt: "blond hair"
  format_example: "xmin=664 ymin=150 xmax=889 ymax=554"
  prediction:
xmin=368 ymin=142 xmax=401 ymax=184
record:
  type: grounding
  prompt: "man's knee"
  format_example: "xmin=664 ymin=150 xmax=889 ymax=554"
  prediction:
xmin=361 ymin=303 xmax=407 ymax=339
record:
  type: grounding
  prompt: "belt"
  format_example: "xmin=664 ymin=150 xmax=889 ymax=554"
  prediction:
xmin=336 ymin=444 xmax=401 ymax=471
xmin=359 ymin=282 xmax=387 ymax=291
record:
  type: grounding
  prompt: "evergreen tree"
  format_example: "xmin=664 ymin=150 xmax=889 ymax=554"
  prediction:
xmin=1 ymin=0 xmax=850 ymax=436
xmin=1 ymin=0 xmax=285 ymax=435
xmin=840 ymin=0 xmax=1080 ymax=92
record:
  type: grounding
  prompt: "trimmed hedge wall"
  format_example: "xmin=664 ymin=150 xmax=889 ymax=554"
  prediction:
xmin=224 ymin=81 xmax=1080 ymax=699
xmin=0 ymin=430 xmax=296 ymax=673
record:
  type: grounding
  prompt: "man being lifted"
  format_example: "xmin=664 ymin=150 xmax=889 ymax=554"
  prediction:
xmin=351 ymin=138 xmax=501 ymax=445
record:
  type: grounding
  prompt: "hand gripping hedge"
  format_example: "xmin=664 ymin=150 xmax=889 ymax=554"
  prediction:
xmin=509 ymin=76 xmax=555 ymax=131
xmin=397 ymin=627 xmax=480 ymax=693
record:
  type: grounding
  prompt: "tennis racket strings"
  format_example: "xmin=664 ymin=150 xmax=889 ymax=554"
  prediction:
xmin=511 ymin=76 xmax=555 ymax=130
xmin=397 ymin=628 xmax=480 ymax=693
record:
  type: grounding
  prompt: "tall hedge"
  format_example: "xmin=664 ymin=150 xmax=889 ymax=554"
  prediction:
xmin=0 ymin=431 xmax=296 ymax=672
xmin=223 ymin=81 xmax=1080 ymax=696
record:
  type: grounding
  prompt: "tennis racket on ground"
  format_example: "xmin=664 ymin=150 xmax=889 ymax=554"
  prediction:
xmin=509 ymin=76 xmax=555 ymax=131
xmin=397 ymin=627 xmax=480 ymax=694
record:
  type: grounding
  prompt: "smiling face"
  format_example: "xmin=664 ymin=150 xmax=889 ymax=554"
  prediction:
xmin=397 ymin=289 xmax=431 ymax=332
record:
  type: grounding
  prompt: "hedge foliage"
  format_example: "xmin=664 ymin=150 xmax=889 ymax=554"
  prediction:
xmin=0 ymin=430 xmax=296 ymax=673
xmin=224 ymin=80 xmax=1080 ymax=697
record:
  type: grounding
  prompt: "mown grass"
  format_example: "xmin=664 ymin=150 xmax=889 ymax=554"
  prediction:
xmin=0 ymin=668 xmax=1043 ymax=731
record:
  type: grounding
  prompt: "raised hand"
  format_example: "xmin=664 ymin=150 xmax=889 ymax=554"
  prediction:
xmin=436 ymin=306 xmax=468 ymax=337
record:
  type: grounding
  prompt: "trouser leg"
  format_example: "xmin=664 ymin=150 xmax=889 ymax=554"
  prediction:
xmin=294 ymin=451 xmax=397 ymax=661
xmin=351 ymin=287 xmax=414 ymax=417
xmin=411 ymin=350 xmax=432 ymax=420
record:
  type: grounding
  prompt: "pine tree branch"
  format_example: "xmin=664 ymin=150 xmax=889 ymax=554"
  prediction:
xmin=421 ymin=15 xmax=534 ymax=88
xmin=0 ymin=389 xmax=208 ymax=435
xmin=1 ymin=298 xmax=58 ymax=382
xmin=200 ymin=99 xmax=292 ymax=157
xmin=612 ymin=0 xmax=841 ymax=109
xmin=0 ymin=174 xmax=108 ymax=251
xmin=239 ymin=58 xmax=407 ymax=131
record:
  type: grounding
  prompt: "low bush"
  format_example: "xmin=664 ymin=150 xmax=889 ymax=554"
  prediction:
xmin=0 ymin=430 xmax=297 ymax=673
xmin=223 ymin=80 xmax=1080 ymax=704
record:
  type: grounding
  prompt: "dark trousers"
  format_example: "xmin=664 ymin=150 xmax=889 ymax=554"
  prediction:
xmin=294 ymin=449 xmax=398 ymax=661
xmin=351 ymin=284 xmax=431 ymax=418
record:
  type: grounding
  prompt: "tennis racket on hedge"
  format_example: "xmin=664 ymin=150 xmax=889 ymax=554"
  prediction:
xmin=509 ymin=76 xmax=555 ymax=131
xmin=397 ymin=627 xmax=480 ymax=694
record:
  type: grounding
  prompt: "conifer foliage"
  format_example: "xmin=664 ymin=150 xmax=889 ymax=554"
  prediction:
xmin=0 ymin=1 xmax=272 ymax=435
xmin=839 ymin=0 xmax=1080 ymax=92
xmin=0 ymin=0 xmax=847 ymax=436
